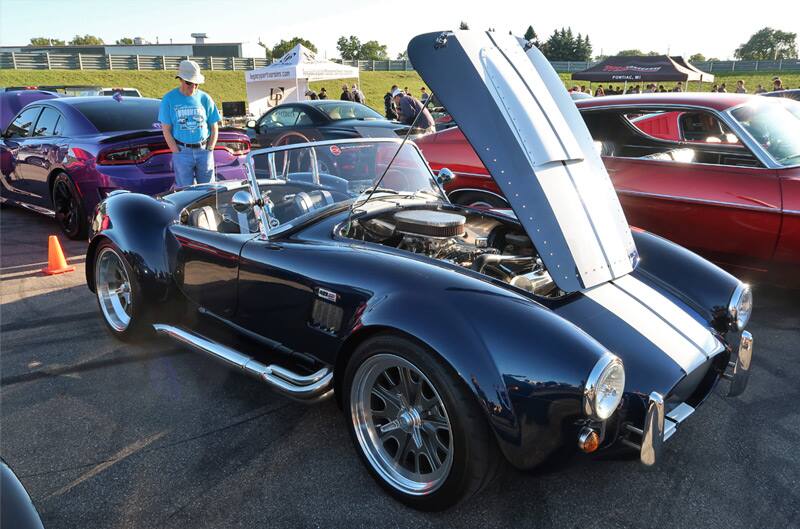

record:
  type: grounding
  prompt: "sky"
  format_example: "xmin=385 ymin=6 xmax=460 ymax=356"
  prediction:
xmin=1 ymin=0 xmax=798 ymax=60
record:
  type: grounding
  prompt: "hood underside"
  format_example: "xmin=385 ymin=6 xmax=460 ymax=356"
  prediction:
xmin=409 ymin=30 xmax=637 ymax=292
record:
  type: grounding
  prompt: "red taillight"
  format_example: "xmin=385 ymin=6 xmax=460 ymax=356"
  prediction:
xmin=97 ymin=143 xmax=171 ymax=165
xmin=215 ymin=140 xmax=250 ymax=156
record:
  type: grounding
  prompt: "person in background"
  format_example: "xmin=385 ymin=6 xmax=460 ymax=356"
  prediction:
xmin=594 ymin=84 xmax=605 ymax=97
xmin=420 ymin=87 xmax=430 ymax=103
xmin=735 ymin=80 xmax=747 ymax=93
xmin=159 ymin=59 xmax=221 ymax=188
xmin=305 ymin=89 xmax=318 ymax=100
xmin=673 ymin=81 xmax=684 ymax=92
xmin=340 ymin=84 xmax=353 ymax=101
xmin=754 ymin=84 xmax=767 ymax=94
xmin=384 ymin=85 xmax=399 ymax=120
xmin=580 ymin=85 xmax=588 ymax=93
xmin=772 ymin=77 xmax=784 ymax=91
xmin=318 ymin=87 xmax=328 ymax=99
xmin=658 ymin=84 xmax=666 ymax=93
xmin=352 ymin=83 xmax=365 ymax=104
xmin=711 ymin=84 xmax=719 ymax=92
xmin=643 ymin=83 xmax=654 ymax=93
xmin=718 ymin=82 xmax=728 ymax=93
xmin=392 ymin=88 xmax=435 ymax=134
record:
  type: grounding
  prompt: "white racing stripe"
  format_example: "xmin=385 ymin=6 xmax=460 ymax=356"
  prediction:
xmin=585 ymin=282 xmax=712 ymax=373
xmin=614 ymin=275 xmax=722 ymax=355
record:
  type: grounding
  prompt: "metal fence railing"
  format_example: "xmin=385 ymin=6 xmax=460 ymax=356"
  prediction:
xmin=2 ymin=51 xmax=799 ymax=73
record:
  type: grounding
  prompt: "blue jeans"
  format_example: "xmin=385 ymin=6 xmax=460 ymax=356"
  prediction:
xmin=173 ymin=146 xmax=215 ymax=188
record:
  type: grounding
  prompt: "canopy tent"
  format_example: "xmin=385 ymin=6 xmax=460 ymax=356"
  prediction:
xmin=571 ymin=55 xmax=714 ymax=83
xmin=244 ymin=44 xmax=359 ymax=117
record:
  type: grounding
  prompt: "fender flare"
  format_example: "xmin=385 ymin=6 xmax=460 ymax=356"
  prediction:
xmin=335 ymin=288 xmax=607 ymax=469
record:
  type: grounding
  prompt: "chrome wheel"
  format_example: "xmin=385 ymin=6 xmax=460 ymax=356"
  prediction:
xmin=96 ymin=247 xmax=133 ymax=332
xmin=351 ymin=353 xmax=454 ymax=495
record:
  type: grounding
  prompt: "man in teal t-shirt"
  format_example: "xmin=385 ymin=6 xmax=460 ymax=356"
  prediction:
xmin=159 ymin=60 xmax=221 ymax=188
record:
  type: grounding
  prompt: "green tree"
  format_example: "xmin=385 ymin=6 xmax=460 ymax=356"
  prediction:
xmin=541 ymin=27 xmax=592 ymax=61
xmin=69 ymin=34 xmax=104 ymax=45
xmin=523 ymin=25 xmax=539 ymax=47
xmin=735 ymin=27 xmax=798 ymax=60
xmin=116 ymin=37 xmax=135 ymax=45
xmin=615 ymin=49 xmax=660 ymax=56
xmin=271 ymin=37 xmax=317 ymax=60
xmin=459 ymin=21 xmax=470 ymax=30
xmin=337 ymin=35 xmax=361 ymax=60
xmin=689 ymin=53 xmax=706 ymax=63
xmin=29 ymin=37 xmax=65 ymax=46
xmin=358 ymin=40 xmax=389 ymax=60
xmin=396 ymin=50 xmax=408 ymax=60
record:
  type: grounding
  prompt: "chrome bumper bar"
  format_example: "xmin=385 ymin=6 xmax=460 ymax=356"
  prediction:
xmin=153 ymin=324 xmax=334 ymax=403
xmin=625 ymin=330 xmax=753 ymax=465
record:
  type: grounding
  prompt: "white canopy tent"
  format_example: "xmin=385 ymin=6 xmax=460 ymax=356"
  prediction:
xmin=244 ymin=44 xmax=360 ymax=117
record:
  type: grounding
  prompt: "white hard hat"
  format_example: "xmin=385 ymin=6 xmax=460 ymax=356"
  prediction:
xmin=177 ymin=60 xmax=205 ymax=84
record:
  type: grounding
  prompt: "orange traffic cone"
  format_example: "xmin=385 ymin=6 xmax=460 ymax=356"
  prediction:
xmin=41 ymin=235 xmax=75 ymax=275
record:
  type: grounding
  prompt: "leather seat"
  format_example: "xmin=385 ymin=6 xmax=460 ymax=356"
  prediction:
xmin=188 ymin=206 xmax=222 ymax=231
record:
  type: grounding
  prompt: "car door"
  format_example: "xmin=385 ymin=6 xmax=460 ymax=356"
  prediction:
xmin=600 ymin=136 xmax=782 ymax=267
xmin=16 ymin=106 xmax=65 ymax=202
xmin=254 ymin=106 xmax=320 ymax=147
xmin=0 ymin=106 xmax=43 ymax=201
xmin=169 ymin=192 xmax=257 ymax=318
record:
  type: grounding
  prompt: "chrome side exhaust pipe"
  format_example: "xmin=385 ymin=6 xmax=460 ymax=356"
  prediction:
xmin=153 ymin=324 xmax=333 ymax=402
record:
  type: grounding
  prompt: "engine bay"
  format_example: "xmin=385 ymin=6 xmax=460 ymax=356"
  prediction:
xmin=344 ymin=207 xmax=562 ymax=298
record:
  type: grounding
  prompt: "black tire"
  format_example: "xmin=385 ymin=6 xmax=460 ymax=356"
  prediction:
xmin=448 ymin=190 xmax=509 ymax=210
xmin=93 ymin=240 xmax=150 ymax=341
xmin=51 ymin=172 xmax=88 ymax=240
xmin=343 ymin=333 xmax=501 ymax=511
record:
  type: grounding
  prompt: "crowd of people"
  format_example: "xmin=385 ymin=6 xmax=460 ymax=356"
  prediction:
xmin=571 ymin=75 xmax=793 ymax=97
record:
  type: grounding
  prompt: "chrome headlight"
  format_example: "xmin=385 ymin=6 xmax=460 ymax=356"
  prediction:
xmin=728 ymin=283 xmax=752 ymax=331
xmin=583 ymin=353 xmax=625 ymax=420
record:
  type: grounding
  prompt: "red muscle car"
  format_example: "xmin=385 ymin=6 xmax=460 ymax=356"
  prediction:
xmin=416 ymin=93 xmax=800 ymax=284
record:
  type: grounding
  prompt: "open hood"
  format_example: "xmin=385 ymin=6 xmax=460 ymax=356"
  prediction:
xmin=409 ymin=31 xmax=637 ymax=292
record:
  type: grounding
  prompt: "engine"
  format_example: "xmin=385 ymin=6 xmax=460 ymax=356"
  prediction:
xmin=349 ymin=208 xmax=559 ymax=298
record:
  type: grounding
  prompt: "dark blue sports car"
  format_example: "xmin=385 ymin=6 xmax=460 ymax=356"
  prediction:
xmin=85 ymin=31 xmax=754 ymax=510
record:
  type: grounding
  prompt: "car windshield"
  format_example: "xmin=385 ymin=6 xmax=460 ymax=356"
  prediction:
xmin=314 ymin=101 xmax=383 ymax=121
xmin=731 ymin=101 xmax=800 ymax=166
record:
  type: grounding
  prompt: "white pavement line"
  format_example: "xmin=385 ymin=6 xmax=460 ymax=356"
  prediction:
xmin=45 ymin=431 xmax=168 ymax=500
xmin=1 ymin=255 xmax=86 ymax=273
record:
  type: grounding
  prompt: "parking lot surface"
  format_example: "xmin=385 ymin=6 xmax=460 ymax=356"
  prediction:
xmin=1 ymin=206 xmax=799 ymax=529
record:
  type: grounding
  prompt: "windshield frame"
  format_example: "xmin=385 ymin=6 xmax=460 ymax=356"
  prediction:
xmin=244 ymin=137 xmax=447 ymax=239
xmin=724 ymin=100 xmax=800 ymax=169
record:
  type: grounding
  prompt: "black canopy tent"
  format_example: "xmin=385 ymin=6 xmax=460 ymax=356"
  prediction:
xmin=572 ymin=55 xmax=714 ymax=83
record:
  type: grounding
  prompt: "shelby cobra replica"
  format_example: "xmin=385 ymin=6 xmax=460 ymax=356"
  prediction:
xmin=85 ymin=31 xmax=754 ymax=510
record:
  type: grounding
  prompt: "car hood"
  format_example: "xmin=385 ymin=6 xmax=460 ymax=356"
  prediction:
xmin=408 ymin=30 xmax=637 ymax=293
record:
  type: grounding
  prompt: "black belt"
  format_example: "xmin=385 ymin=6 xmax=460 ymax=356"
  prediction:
xmin=175 ymin=139 xmax=208 ymax=148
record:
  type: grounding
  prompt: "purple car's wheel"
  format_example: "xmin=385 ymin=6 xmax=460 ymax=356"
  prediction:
xmin=52 ymin=173 xmax=87 ymax=240
xmin=344 ymin=334 xmax=501 ymax=511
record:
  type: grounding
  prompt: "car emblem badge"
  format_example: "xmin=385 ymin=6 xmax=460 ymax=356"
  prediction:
xmin=330 ymin=145 xmax=341 ymax=156
xmin=316 ymin=287 xmax=339 ymax=303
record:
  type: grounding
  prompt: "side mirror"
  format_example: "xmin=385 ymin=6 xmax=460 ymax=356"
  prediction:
xmin=231 ymin=190 xmax=255 ymax=213
xmin=436 ymin=167 xmax=455 ymax=185
xmin=246 ymin=120 xmax=257 ymax=129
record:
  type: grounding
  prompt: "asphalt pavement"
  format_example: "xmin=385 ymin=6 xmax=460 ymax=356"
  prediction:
xmin=1 ymin=206 xmax=799 ymax=529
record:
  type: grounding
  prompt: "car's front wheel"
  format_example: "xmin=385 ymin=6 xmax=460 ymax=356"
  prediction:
xmin=94 ymin=241 xmax=148 ymax=340
xmin=344 ymin=334 xmax=500 ymax=511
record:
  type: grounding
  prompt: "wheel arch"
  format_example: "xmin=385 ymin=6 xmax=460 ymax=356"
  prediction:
xmin=332 ymin=288 xmax=605 ymax=469
xmin=447 ymin=188 xmax=509 ymax=208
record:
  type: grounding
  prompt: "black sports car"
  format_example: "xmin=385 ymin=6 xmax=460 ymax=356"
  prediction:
xmin=245 ymin=100 xmax=410 ymax=148
xmin=86 ymin=31 xmax=754 ymax=511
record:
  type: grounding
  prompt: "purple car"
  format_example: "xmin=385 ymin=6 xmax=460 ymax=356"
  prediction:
xmin=0 ymin=96 xmax=250 ymax=239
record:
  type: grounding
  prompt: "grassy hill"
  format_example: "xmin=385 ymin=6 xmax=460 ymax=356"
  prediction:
xmin=2 ymin=69 xmax=798 ymax=116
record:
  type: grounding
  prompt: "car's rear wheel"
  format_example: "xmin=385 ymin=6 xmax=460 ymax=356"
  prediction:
xmin=344 ymin=334 xmax=500 ymax=511
xmin=94 ymin=241 xmax=148 ymax=340
xmin=52 ymin=173 xmax=87 ymax=239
